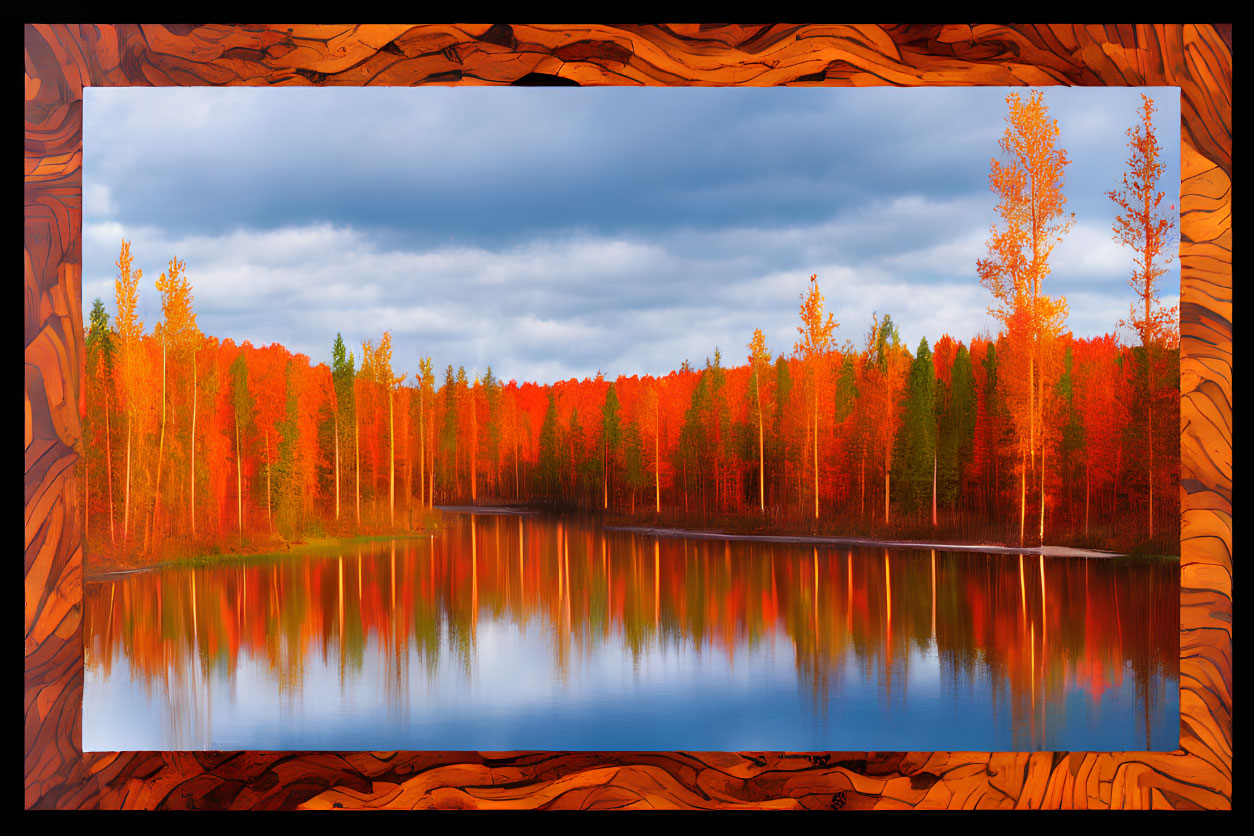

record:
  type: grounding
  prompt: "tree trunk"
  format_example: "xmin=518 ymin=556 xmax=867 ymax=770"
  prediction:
xmin=105 ymin=380 xmax=115 ymax=545
xmin=756 ymin=377 xmax=765 ymax=514
xmin=858 ymin=451 xmax=865 ymax=520
xmin=235 ymin=416 xmax=242 ymax=542
xmin=812 ymin=391 xmax=819 ymax=520
xmin=1114 ymin=439 xmax=1122 ymax=523
xmin=418 ymin=388 xmax=425 ymax=514
xmin=883 ymin=442 xmax=891 ymax=526
xmin=389 ymin=385 xmax=395 ymax=527
xmin=1147 ymin=348 xmax=1154 ymax=541
xmin=190 ymin=349 xmax=197 ymax=539
xmin=1085 ymin=458 xmax=1090 ymax=537
xmin=1019 ymin=449 xmax=1027 ymax=546
xmin=994 ymin=446 xmax=1000 ymax=519
xmin=1039 ymin=440 xmax=1047 ymax=544
xmin=683 ymin=458 xmax=689 ymax=514
xmin=1029 ymin=351 xmax=1035 ymax=474
xmin=355 ymin=407 xmax=361 ymax=525
xmin=334 ymin=408 xmax=340 ymax=521
xmin=402 ymin=389 xmax=411 ymax=516
xmin=124 ymin=413 xmax=132 ymax=541
xmin=152 ymin=332 xmax=167 ymax=544
xmin=932 ymin=449 xmax=937 ymax=527
xmin=655 ymin=400 xmax=661 ymax=514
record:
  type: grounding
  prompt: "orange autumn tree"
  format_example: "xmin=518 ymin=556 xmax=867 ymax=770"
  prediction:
xmin=152 ymin=257 xmax=199 ymax=539
xmin=976 ymin=90 xmax=1073 ymax=545
xmin=358 ymin=338 xmax=382 ymax=521
xmin=747 ymin=328 xmax=772 ymax=514
xmin=1071 ymin=334 xmax=1125 ymax=537
xmin=866 ymin=313 xmax=908 ymax=525
xmin=375 ymin=332 xmax=405 ymax=527
xmin=1108 ymin=93 xmax=1177 ymax=542
xmin=639 ymin=380 xmax=663 ymax=513
xmin=329 ymin=333 xmax=354 ymax=523
xmin=113 ymin=240 xmax=143 ymax=543
xmin=249 ymin=344 xmax=289 ymax=533
xmin=415 ymin=357 xmax=434 ymax=509
xmin=149 ymin=258 xmax=179 ymax=542
xmin=794 ymin=274 xmax=838 ymax=521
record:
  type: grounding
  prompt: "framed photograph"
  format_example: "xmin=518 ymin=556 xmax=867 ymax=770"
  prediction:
xmin=24 ymin=24 xmax=1231 ymax=810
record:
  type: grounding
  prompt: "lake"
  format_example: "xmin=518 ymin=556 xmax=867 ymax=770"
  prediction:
xmin=82 ymin=510 xmax=1179 ymax=752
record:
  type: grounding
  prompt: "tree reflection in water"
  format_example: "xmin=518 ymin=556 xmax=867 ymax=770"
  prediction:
xmin=84 ymin=512 xmax=1178 ymax=751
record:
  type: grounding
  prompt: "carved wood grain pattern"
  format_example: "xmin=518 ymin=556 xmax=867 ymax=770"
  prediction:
xmin=24 ymin=23 xmax=1231 ymax=810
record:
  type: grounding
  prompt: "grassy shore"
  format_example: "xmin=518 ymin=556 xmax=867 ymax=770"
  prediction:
xmin=165 ymin=531 xmax=437 ymax=570
xmin=85 ymin=512 xmax=443 ymax=576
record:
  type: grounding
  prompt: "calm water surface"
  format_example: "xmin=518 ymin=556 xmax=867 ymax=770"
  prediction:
xmin=83 ymin=511 xmax=1178 ymax=751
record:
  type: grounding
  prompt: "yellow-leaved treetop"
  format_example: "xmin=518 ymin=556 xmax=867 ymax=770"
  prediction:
xmin=747 ymin=328 xmax=772 ymax=514
xmin=376 ymin=332 xmax=406 ymax=526
xmin=113 ymin=240 xmax=143 ymax=542
xmin=976 ymin=90 xmax=1073 ymax=545
xmin=152 ymin=256 xmax=197 ymax=540
xmin=866 ymin=312 xmax=907 ymax=526
xmin=794 ymin=274 xmax=837 ymax=521
xmin=416 ymin=357 xmax=435 ymax=509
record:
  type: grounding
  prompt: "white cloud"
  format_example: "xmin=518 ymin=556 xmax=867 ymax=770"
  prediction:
xmin=875 ymin=227 xmax=987 ymax=278
xmin=81 ymin=198 xmax=1149 ymax=386
xmin=84 ymin=183 xmax=117 ymax=217
xmin=1051 ymin=220 xmax=1132 ymax=279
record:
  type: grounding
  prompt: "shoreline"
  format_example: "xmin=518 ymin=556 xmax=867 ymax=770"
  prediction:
xmin=86 ymin=511 xmax=1163 ymax=580
xmin=601 ymin=525 xmax=1128 ymax=559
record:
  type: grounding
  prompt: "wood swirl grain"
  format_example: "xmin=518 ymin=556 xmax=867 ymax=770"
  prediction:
xmin=24 ymin=22 xmax=1231 ymax=810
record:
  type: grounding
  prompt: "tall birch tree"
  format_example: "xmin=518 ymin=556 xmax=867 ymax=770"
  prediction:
xmin=976 ymin=90 xmax=1073 ymax=544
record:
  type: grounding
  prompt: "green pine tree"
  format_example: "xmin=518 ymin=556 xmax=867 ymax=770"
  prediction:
xmin=892 ymin=337 xmax=935 ymax=515
xmin=274 ymin=360 xmax=300 ymax=536
xmin=622 ymin=419 xmax=646 ymax=510
xmin=1055 ymin=344 xmax=1085 ymax=526
xmin=536 ymin=388 xmax=561 ymax=498
xmin=771 ymin=354 xmax=793 ymax=508
xmin=229 ymin=351 xmax=254 ymax=539
xmin=481 ymin=366 xmax=502 ymax=493
xmin=833 ymin=353 xmax=858 ymax=423
xmin=600 ymin=382 xmax=622 ymax=508
xmin=439 ymin=365 xmax=458 ymax=495
xmin=330 ymin=333 xmax=355 ymax=522
xmin=937 ymin=344 xmax=976 ymax=508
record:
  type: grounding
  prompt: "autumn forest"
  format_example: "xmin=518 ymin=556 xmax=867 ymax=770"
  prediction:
xmin=81 ymin=91 xmax=1180 ymax=567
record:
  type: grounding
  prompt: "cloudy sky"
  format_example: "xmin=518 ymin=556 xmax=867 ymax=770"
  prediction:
xmin=83 ymin=85 xmax=1179 ymax=385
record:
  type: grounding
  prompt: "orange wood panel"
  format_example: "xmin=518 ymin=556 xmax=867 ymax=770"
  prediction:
xmin=24 ymin=23 xmax=1231 ymax=810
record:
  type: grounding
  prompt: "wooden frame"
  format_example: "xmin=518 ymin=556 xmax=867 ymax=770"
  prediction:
xmin=24 ymin=24 xmax=1231 ymax=810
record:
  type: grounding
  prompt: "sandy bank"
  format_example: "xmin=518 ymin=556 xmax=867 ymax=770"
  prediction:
xmin=436 ymin=505 xmax=539 ymax=516
xmin=601 ymin=526 xmax=1125 ymax=558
